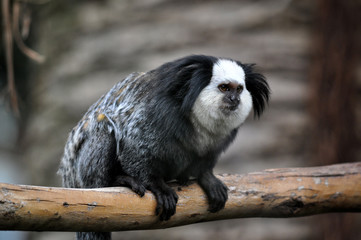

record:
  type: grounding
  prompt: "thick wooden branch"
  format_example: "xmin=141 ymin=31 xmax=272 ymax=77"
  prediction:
xmin=1 ymin=162 xmax=361 ymax=232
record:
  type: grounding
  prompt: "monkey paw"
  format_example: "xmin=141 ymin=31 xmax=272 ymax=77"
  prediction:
xmin=207 ymin=180 xmax=228 ymax=213
xmin=198 ymin=172 xmax=229 ymax=213
xmin=113 ymin=176 xmax=146 ymax=197
xmin=130 ymin=182 xmax=146 ymax=197
xmin=150 ymin=185 xmax=179 ymax=221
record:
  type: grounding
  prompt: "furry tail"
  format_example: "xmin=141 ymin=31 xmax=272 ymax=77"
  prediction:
xmin=76 ymin=232 xmax=111 ymax=240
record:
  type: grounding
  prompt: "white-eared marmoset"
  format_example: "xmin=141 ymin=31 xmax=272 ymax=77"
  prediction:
xmin=58 ymin=55 xmax=270 ymax=240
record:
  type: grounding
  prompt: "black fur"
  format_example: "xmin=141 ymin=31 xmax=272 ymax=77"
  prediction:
xmin=240 ymin=63 xmax=270 ymax=118
xmin=59 ymin=55 xmax=269 ymax=240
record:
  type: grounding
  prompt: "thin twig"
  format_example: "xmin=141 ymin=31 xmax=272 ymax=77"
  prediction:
xmin=13 ymin=2 xmax=45 ymax=63
xmin=2 ymin=0 xmax=20 ymax=117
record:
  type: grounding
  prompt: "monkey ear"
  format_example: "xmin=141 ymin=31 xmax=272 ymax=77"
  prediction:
xmin=178 ymin=64 xmax=212 ymax=115
xmin=159 ymin=55 xmax=215 ymax=115
xmin=243 ymin=64 xmax=270 ymax=118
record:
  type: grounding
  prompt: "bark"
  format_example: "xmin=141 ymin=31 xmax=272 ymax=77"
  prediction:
xmin=1 ymin=162 xmax=361 ymax=232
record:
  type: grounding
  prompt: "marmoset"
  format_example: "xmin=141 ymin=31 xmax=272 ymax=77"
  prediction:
xmin=59 ymin=55 xmax=270 ymax=240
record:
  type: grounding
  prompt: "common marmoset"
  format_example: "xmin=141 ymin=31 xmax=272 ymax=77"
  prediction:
xmin=58 ymin=55 xmax=270 ymax=240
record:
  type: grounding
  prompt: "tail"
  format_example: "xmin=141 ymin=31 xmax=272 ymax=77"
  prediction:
xmin=76 ymin=232 xmax=111 ymax=240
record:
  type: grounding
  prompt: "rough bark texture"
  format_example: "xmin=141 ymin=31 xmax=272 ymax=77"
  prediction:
xmin=1 ymin=162 xmax=360 ymax=232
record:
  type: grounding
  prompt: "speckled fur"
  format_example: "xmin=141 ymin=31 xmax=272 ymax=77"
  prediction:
xmin=58 ymin=55 xmax=269 ymax=240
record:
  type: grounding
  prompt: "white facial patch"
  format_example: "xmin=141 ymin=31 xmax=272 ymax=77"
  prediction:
xmin=211 ymin=59 xmax=246 ymax=86
xmin=191 ymin=59 xmax=253 ymax=138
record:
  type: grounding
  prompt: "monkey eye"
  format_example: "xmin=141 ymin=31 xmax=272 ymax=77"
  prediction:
xmin=218 ymin=84 xmax=230 ymax=92
xmin=237 ymin=85 xmax=244 ymax=93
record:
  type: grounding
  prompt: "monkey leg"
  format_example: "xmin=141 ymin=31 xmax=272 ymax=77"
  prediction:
xmin=112 ymin=175 xmax=146 ymax=197
xmin=74 ymin=128 xmax=118 ymax=188
xmin=65 ymin=127 xmax=118 ymax=240
xmin=198 ymin=171 xmax=228 ymax=213
xmin=146 ymin=179 xmax=179 ymax=221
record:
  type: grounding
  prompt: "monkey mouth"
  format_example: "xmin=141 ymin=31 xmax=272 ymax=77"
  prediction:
xmin=221 ymin=104 xmax=239 ymax=113
xmin=226 ymin=106 xmax=238 ymax=111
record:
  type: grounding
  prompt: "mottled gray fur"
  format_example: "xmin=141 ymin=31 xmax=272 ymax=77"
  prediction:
xmin=59 ymin=55 xmax=270 ymax=240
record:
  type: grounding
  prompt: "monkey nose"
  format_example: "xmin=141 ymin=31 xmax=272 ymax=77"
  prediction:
xmin=230 ymin=95 xmax=240 ymax=105
xmin=226 ymin=95 xmax=240 ymax=111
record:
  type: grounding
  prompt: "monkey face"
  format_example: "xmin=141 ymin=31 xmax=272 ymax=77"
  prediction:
xmin=218 ymin=82 xmax=243 ymax=113
xmin=191 ymin=59 xmax=252 ymax=134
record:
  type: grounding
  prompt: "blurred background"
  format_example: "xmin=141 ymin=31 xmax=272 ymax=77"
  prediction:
xmin=0 ymin=0 xmax=360 ymax=239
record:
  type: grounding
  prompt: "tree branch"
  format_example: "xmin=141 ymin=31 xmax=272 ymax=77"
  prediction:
xmin=1 ymin=162 xmax=361 ymax=232
xmin=13 ymin=2 xmax=45 ymax=63
xmin=2 ymin=0 xmax=20 ymax=116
